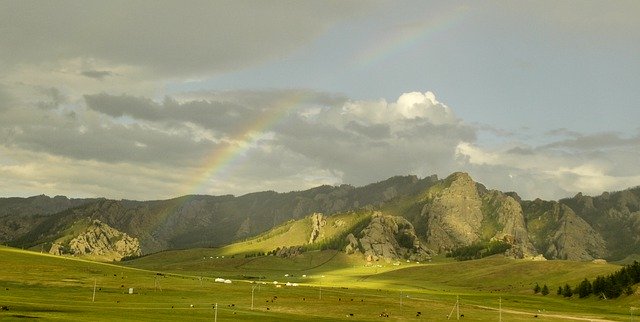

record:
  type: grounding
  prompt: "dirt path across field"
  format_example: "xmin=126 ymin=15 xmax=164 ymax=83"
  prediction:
xmin=474 ymin=304 xmax=616 ymax=321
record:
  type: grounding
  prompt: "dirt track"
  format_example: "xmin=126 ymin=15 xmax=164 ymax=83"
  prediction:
xmin=474 ymin=304 xmax=616 ymax=321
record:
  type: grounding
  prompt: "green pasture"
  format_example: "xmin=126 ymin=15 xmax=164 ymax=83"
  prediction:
xmin=1 ymin=245 xmax=639 ymax=321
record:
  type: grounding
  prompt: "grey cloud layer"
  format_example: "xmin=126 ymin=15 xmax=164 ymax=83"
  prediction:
xmin=0 ymin=1 xmax=365 ymax=76
xmin=1 ymin=89 xmax=475 ymax=193
xmin=1 ymin=88 xmax=638 ymax=200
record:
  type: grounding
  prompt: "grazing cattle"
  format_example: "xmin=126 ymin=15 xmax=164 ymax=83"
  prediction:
xmin=0 ymin=306 xmax=9 ymax=311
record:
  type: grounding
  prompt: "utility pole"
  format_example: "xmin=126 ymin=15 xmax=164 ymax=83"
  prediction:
xmin=447 ymin=295 xmax=460 ymax=320
xmin=92 ymin=279 xmax=97 ymax=302
xmin=251 ymin=284 xmax=257 ymax=310
xmin=214 ymin=303 xmax=218 ymax=322
xmin=499 ymin=297 xmax=502 ymax=322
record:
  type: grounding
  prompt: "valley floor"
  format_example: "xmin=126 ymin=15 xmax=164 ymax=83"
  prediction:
xmin=1 ymin=246 xmax=638 ymax=321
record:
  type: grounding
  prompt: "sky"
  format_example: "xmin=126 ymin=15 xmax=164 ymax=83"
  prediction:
xmin=0 ymin=0 xmax=639 ymax=201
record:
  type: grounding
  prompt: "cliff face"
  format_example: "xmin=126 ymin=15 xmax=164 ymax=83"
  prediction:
xmin=49 ymin=219 xmax=141 ymax=261
xmin=418 ymin=172 xmax=608 ymax=260
xmin=422 ymin=172 xmax=483 ymax=252
xmin=560 ymin=189 xmax=640 ymax=259
xmin=420 ymin=173 xmax=536 ymax=258
xmin=480 ymin=191 xmax=537 ymax=258
xmin=345 ymin=212 xmax=431 ymax=262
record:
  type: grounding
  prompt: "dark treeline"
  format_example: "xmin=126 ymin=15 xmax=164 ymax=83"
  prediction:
xmin=545 ymin=261 xmax=640 ymax=299
xmin=447 ymin=240 xmax=512 ymax=261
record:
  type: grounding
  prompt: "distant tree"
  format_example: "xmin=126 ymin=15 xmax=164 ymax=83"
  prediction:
xmin=533 ymin=283 xmax=541 ymax=294
xmin=625 ymin=286 xmax=634 ymax=296
xmin=605 ymin=275 xmax=622 ymax=298
xmin=577 ymin=279 xmax=592 ymax=298
xmin=630 ymin=261 xmax=640 ymax=284
xmin=562 ymin=284 xmax=573 ymax=298
xmin=541 ymin=284 xmax=549 ymax=296
xmin=592 ymin=275 xmax=606 ymax=297
xmin=557 ymin=286 xmax=563 ymax=295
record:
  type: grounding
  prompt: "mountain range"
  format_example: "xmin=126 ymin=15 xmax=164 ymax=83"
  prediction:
xmin=1 ymin=172 xmax=638 ymax=262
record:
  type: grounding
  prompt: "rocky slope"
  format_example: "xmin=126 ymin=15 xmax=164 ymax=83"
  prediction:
xmin=2 ymin=175 xmax=436 ymax=255
xmin=0 ymin=195 xmax=95 ymax=244
xmin=49 ymin=219 xmax=141 ymax=261
xmin=2 ymin=172 xmax=639 ymax=261
xmin=345 ymin=212 xmax=431 ymax=262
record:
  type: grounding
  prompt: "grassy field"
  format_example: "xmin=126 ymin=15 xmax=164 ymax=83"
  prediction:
xmin=1 ymin=245 xmax=639 ymax=321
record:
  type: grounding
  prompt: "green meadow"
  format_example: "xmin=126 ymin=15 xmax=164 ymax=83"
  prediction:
xmin=1 ymin=245 xmax=639 ymax=321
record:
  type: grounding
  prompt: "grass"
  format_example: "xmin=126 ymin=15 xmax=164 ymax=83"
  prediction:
xmin=1 ymin=245 xmax=639 ymax=321
xmin=186 ymin=210 xmax=373 ymax=257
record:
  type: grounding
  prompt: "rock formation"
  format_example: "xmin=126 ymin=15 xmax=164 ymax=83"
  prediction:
xmin=422 ymin=172 xmax=484 ymax=252
xmin=49 ymin=219 xmax=141 ymax=261
xmin=347 ymin=212 xmax=431 ymax=262
xmin=308 ymin=213 xmax=326 ymax=244
xmin=481 ymin=191 xmax=537 ymax=258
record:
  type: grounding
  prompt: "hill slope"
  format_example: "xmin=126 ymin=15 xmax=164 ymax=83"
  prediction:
xmin=1 ymin=172 xmax=639 ymax=261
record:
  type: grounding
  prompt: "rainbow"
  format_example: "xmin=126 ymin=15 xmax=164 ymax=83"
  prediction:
xmin=176 ymin=91 xmax=311 ymax=197
xmin=353 ymin=6 xmax=469 ymax=70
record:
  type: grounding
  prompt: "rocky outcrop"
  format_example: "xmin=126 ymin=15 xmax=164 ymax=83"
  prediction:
xmin=308 ymin=213 xmax=326 ymax=244
xmin=274 ymin=245 xmax=304 ymax=258
xmin=481 ymin=191 xmax=537 ymax=258
xmin=523 ymin=200 xmax=607 ymax=261
xmin=49 ymin=219 xmax=141 ymax=261
xmin=345 ymin=233 xmax=359 ymax=255
xmin=422 ymin=172 xmax=483 ymax=252
xmin=545 ymin=205 xmax=607 ymax=261
xmin=348 ymin=212 xmax=431 ymax=262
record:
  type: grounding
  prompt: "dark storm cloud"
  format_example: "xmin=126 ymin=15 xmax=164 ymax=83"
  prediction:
xmin=81 ymin=70 xmax=113 ymax=80
xmin=84 ymin=93 xmax=161 ymax=120
xmin=2 ymin=114 xmax=218 ymax=165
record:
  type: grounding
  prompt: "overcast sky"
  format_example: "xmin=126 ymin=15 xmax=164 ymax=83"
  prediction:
xmin=1 ymin=1 xmax=639 ymax=201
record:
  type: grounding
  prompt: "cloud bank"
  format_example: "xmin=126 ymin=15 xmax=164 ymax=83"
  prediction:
xmin=1 ymin=85 xmax=638 ymax=200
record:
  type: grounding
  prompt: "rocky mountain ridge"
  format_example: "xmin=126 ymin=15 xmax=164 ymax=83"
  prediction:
xmin=1 ymin=172 xmax=639 ymax=262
